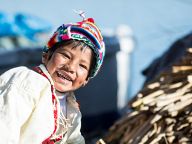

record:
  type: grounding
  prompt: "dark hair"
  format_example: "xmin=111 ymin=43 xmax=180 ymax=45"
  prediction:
xmin=47 ymin=40 xmax=96 ymax=78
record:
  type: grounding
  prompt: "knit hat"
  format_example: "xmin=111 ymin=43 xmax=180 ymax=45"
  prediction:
xmin=44 ymin=18 xmax=105 ymax=78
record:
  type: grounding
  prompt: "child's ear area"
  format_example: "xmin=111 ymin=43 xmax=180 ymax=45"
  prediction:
xmin=42 ymin=52 xmax=49 ymax=64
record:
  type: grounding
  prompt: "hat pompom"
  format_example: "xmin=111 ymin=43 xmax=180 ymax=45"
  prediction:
xmin=86 ymin=18 xmax=94 ymax=23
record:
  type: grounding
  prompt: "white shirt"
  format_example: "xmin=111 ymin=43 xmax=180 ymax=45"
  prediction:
xmin=0 ymin=64 xmax=85 ymax=144
xmin=57 ymin=92 xmax=67 ymax=117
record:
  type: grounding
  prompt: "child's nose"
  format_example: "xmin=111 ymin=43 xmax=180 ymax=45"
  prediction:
xmin=66 ymin=61 xmax=77 ymax=73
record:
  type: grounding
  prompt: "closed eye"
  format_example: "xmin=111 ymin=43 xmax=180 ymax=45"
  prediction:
xmin=80 ymin=64 xmax=88 ymax=70
xmin=59 ymin=52 xmax=71 ymax=59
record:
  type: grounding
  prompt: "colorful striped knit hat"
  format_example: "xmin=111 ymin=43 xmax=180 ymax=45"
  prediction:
xmin=44 ymin=17 xmax=105 ymax=78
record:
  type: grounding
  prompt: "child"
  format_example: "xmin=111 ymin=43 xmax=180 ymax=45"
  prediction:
xmin=0 ymin=16 xmax=105 ymax=144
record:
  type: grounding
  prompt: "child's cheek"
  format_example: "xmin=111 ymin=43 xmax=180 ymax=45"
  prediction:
xmin=54 ymin=56 xmax=63 ymax=66
xmin=56 ymin=54 xmax=67 ymax=64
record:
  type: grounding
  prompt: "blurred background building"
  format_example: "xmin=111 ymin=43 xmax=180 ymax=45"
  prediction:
xmin=1 ymin=0 xmax=192 ymax=143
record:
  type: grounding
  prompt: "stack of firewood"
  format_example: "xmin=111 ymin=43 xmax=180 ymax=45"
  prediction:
xmin=99 ymin=48 xmax=192 ymax=144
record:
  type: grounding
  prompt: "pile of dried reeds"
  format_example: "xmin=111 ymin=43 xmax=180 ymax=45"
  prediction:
xmin=99 ymin=48 xmax=192 ymax=144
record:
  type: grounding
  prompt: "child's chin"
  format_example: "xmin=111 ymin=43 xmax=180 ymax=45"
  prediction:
xmin=54 ymin=84 xmax=69 ymax=93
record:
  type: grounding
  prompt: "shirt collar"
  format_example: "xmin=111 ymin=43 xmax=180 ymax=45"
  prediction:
xmin=38 ymin=64 xmax=54 ymax=86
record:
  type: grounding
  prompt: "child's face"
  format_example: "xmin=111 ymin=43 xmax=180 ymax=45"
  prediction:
xmin=43 ymin=43 xmax=93 ymax=92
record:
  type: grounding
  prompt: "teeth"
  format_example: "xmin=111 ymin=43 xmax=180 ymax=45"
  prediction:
xmin=57 ymin=72 xmax=72 ymax=81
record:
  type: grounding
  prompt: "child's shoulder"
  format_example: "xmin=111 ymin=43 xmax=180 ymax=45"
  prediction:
xmin=2 ymin=66 xmax=29 ymax=74
xmin=1 ymin=66 xmax=30 ymax=79
xmin=0 ymin=66 xmax=48 ymax=86
xmin=0 ymin=66 xmax=51 ymax=97
xmin=0 ymin=66 xmax=52 ymax=105
xmin=1 ymin=66 xmax=35 ymax=80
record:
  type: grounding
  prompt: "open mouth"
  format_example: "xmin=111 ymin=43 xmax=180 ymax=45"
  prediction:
xmin=56 ymin=71 xmax=73 ymax=82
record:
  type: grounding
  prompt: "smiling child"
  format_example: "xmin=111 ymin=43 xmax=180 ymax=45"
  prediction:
xmin=0 ymin=17 xmax=105 ymax=144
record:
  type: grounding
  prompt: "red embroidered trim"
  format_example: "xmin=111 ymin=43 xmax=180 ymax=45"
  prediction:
xmin=33 ymin=67 xmax=62 ymax=143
